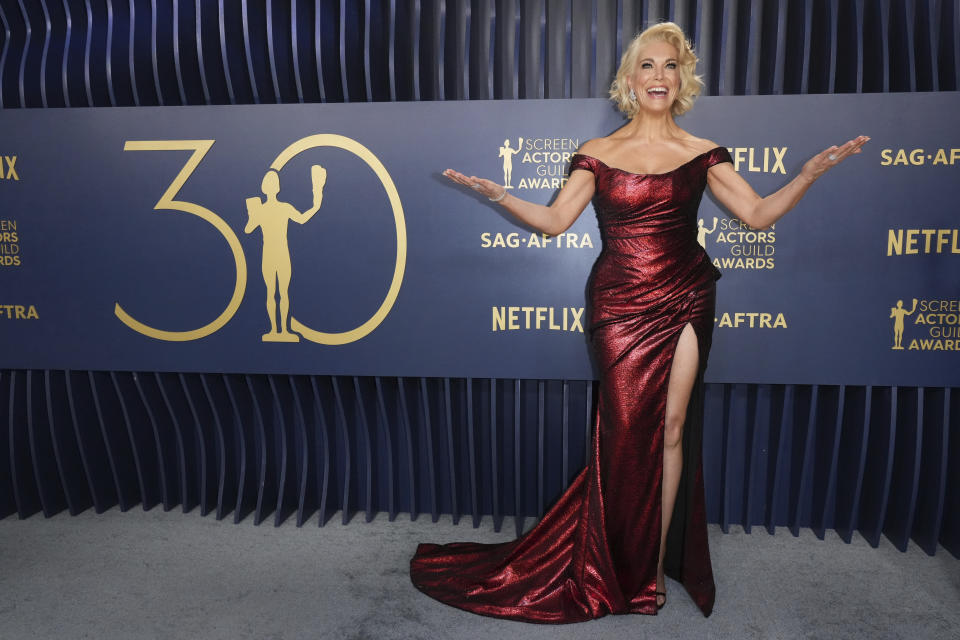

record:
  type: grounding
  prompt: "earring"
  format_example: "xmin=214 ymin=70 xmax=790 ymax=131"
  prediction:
xmin=628 ymin=88 xmax=636 ymax=101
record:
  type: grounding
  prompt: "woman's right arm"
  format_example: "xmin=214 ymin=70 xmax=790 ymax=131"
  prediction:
xmin=443 ymin=167 xmax=596 ymax=236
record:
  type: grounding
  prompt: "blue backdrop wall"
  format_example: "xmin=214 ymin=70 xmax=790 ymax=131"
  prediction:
xmin=0 ymin=0 xmax=957 ymax=558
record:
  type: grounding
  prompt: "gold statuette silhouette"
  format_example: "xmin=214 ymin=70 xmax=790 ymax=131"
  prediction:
xmin=499 ymin=137 xmax=523 ymax=188
xmin=245 ymin=165 xmax=327 ymax=342
xmin=889 ymin=298 xmax=918 ymax=350
xmin=697 ymin=217 xmax=718 ymax=248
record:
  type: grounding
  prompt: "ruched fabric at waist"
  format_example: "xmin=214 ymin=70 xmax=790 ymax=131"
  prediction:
xmin=587 ymin=243 xmax=719 ymax=331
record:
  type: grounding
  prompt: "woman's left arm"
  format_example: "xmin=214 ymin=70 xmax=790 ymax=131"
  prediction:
xmin=706 ymin=135 xmax=869 ymax=230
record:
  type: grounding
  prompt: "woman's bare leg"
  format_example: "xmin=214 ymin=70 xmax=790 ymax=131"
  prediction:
xmin=658 ymin=322 xmax=700 ymax=606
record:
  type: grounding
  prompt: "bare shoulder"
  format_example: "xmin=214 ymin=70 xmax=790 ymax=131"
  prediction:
xmin=575 ymin=137 xmax=609 ymax=157
xmin=684 ymin=135 xmax=725 ymax=154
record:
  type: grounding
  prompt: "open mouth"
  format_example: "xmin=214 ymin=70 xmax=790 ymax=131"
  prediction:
xmin=647 ymin=87 xmax=669 ymax=98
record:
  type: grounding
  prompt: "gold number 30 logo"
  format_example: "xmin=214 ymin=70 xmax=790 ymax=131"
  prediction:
xmin=114 ymin=136 xmax=407 ymax=345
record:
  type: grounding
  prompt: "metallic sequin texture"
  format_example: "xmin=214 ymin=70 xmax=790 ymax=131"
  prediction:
xmin=409 ymin=148 xmax=733 ymax=623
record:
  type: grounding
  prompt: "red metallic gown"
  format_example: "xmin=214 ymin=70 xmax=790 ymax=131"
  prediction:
xmin=410 ymin=146 xmax=733 ymax=623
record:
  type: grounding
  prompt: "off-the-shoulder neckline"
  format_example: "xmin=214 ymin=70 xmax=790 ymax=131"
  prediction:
xmin=571 ymin=146 xmax=726 ymax=176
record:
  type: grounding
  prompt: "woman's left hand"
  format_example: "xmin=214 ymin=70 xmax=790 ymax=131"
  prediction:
xmin=800 ymin=135 xmax=870 ymax=182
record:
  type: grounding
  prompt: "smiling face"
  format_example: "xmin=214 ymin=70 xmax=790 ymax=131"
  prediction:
xmin=626 ymin=40 xmax=681 ymax=115
xmin=609 ymin=22 xmax=703 ymax=117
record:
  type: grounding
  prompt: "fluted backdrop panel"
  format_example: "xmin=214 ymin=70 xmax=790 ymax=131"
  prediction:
xmin=1 ymin=0 xmax=957 ymax=109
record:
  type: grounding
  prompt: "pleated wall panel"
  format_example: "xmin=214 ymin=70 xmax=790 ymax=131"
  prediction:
xmin=1 ymin=0 xmax=957 ymax=107
xmin=0 ymin=2 xmax=958 ymax=558
xmin=3 ymin=372 xmax=958 ymax=557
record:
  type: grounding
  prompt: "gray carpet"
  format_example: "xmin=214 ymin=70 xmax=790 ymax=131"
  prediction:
xmin=1 ymin=508 xmax=957 ymax=639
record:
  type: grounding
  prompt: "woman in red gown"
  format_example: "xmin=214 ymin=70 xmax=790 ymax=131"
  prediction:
xmin=413 ymin=22 xmax=867 ymax=623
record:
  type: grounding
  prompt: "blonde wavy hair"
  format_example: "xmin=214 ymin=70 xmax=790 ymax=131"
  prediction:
xmin=609 ymin=22 xmax=703 ymax=117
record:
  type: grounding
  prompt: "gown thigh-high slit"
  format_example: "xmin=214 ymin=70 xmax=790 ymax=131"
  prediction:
xmin=410 ymin=146 xmax=733 ymax=624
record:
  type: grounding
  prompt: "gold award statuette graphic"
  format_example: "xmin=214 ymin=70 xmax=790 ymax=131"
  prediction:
xmin=267 ymin=134 xmax=407 ymax=346
xmin=890 ymin=298 xmax=918 ymax=350
xmin=115 ymin=135 xmax=406 ymax=346
xmin=697 ymin=217 xmax=718 ymax=248
xmin=245 ymin=165 xmax=327 ymax=342
xmin=499 ymin=137 xmax=523 ymax=188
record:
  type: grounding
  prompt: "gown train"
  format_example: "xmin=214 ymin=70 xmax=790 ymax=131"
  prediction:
xmin=410 ymin=147 xmax=733 ymax=623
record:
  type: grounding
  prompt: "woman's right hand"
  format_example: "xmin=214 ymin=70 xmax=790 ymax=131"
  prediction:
xmin=443 ymin=169 xmax=506 ymax=202
xmin=441 ymin=162 xmax=594 ymax=235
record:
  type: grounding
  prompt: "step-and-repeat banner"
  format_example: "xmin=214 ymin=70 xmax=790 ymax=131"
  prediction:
xmin=1 ymin=93 xmax=957 ymax=385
